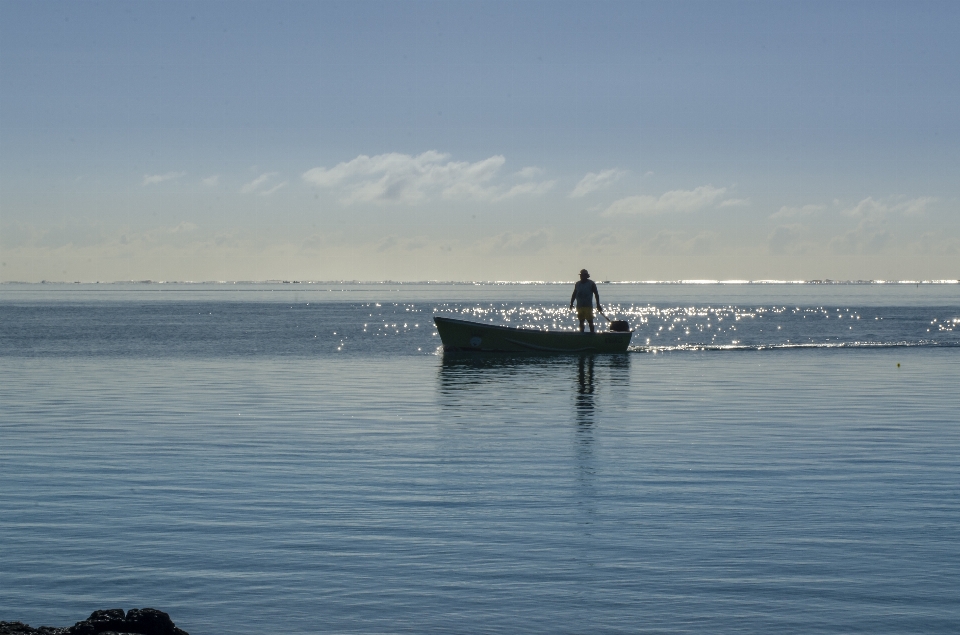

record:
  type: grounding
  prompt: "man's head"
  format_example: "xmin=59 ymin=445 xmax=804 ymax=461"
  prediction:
xmin=579 ymin=269 xmax=590 ymax=280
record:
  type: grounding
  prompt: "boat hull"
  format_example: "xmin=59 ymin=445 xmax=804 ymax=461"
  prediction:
xmin=434 ymin=316 xmax=632 ymax=354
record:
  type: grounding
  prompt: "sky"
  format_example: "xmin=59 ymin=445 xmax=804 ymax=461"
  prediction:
xmin=1 ymin=0 xmax=958 ymax=282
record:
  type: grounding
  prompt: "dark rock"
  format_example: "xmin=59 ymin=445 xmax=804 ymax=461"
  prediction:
xmin=67 ymin=609 xmax=126 ymax=635
xmin=86 ymin=612 xmax=125 ymax=624
xmin=111 ymin=609 xmax=185 ymax=635
xmin=1 ymin=609 xmax=187 ymax=635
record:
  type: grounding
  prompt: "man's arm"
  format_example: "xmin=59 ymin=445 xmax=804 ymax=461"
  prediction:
xmin=593 ymin=282 xmax=602 ymax=312
xmin=570 ymin=284 xmax=577 ymax=308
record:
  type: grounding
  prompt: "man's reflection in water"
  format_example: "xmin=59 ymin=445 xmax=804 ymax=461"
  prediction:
xmin=575 ymin=356 xmax=597 ymax=517
xmin=572 ymin=354 xmax=631 ymax=524
xmin=575 ymin=355 xmax=596 ymax=428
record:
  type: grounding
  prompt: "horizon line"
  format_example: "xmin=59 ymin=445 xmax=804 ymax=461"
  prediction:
xmin=3 ymin=279 xmax=958 ymax=286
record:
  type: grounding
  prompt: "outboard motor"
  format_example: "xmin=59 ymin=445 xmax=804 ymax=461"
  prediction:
xmin=609 ymin=320 xmax=630 ymax=332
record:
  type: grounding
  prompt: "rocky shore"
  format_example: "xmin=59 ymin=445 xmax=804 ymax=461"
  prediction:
xmin=0 ymin=609 xmax=188 ymax=635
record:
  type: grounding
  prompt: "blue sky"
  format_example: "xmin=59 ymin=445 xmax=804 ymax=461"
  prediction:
xmin=1 ymin=0 xmax=958 ymax=281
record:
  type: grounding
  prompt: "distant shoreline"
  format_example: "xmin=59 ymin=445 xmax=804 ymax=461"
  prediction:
xmin=3 ymin=279 xmax=958 ymax=286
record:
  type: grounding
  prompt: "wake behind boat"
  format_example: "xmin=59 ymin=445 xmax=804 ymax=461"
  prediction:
xmin=434 ymin=315 xmax=632 ymax=353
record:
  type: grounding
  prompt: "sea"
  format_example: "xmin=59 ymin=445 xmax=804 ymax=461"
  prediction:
xmin=2 ymin=282 xmax=959 ymax=634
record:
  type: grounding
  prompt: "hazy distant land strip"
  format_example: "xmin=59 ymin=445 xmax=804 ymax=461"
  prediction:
xmin=3 ymin=279 xmax=958 ymax=286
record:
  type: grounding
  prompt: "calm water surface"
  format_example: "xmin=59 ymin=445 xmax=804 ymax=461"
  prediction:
xmin=2 ymin=284 xmax=959 ymax=633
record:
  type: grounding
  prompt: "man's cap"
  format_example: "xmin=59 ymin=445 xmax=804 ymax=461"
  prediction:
xmin=579 ymin=269 xmax=589 ymax=277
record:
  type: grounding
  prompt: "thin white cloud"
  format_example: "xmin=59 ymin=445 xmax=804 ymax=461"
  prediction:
xmin=143 ymin=171 xmax=186 ymax=186
xmin=845 ymin=196 xmax=936 ymax=218
xmin=902 ymin=197 xmax=935 ymax=215
xmin=487 ymin=229 xmax=551 ymax=253
xmin=771 ymin=204 xmax=824 ymax=219
xmin=644 ymin=229 xmax=718 ymax=254
xmin=602 ymin=186 xmax=727 ymax=216
xmin=171 ymin=221 xmax=198 ymax=233
xmin=495 ymin=180 xmax=556 ymax=201
xmin=515 ymin=166 xmax=545 ymax=179
xmin=260 ymin=182 xmax=288 ymax=196
xmin=718 ymin=198 xmax=750 ymax=208
xmin=830 ymin=219 xmax=894 ymax=254
xmin=769 ymin=196 xmax=933 ymax=220
xmin=302 ymin=151 xmax=552 ymax=205
xmin=845 ymin=197 xmax=887 ymax=218
xmin=910 ymin=232 xmax=960 ymax=256
xmin=570 ymin=169 xmax=625 ymax=198
xmin=240 ymin=172 xmax=279 ymax=194
xmin=202 ymin=175 xmax=220 ymax=187
xmin=768 ymin=224 xmax=803 ymax=254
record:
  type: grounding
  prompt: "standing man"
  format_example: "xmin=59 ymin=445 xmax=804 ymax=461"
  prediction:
xmin=570 ymin=269 xmax=602 ymax=332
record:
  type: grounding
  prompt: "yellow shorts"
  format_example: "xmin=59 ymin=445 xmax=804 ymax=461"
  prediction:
xmin=577 ymin=306 xmax=594 ymax=321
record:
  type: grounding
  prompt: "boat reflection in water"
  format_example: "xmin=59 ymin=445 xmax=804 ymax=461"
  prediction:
xmin=437 ymin=352 xmax=631 ymax=516
xmin=437 ymin=352 xmax=631 ymax=431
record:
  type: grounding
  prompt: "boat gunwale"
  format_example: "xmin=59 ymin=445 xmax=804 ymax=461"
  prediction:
xmin=433 ymin=315 xmax=633 ymax=336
